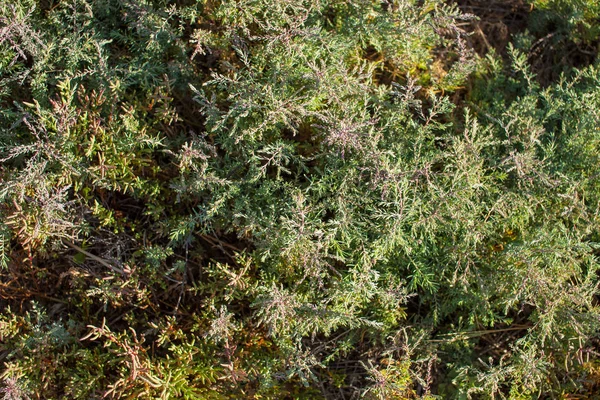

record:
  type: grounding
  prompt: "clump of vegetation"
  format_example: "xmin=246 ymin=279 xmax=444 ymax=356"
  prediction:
xmin=1 ymin=0 xmax=599 ymax=398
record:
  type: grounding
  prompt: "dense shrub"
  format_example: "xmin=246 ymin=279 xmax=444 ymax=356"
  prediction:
xmin=0 ymin=0 xmax=599 ymax=398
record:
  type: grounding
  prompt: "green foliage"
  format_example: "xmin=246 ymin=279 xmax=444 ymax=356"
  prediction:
xmin=1 ymin=0 xmax=600 ymax=398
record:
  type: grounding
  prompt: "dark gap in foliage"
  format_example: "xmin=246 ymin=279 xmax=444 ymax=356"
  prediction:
xmin=528 ymin=35 xmax=599 ymax=85
xmin=452 ymin=0 xmax=530 ymax=57
xmin=454 ymin=0 xmax=599 ymax=86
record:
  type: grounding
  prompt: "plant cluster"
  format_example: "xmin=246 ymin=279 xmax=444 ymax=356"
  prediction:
xmin=0 ymin=0 xmax=599 ymax=398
